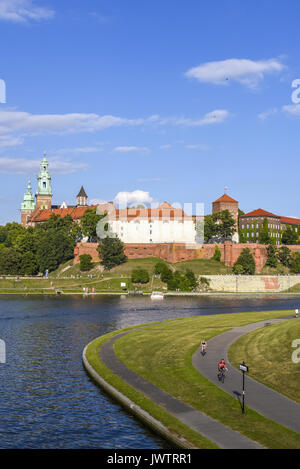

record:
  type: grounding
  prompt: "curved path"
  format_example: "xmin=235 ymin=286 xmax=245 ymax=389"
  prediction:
xmin=99 ymin=331 xmax=262 ymax=449
xmin=193 ymin=317 xmax=300 ymax=434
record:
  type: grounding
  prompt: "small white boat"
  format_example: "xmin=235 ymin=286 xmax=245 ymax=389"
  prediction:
xmin=150 ymin=291 xmax=164 ymax=300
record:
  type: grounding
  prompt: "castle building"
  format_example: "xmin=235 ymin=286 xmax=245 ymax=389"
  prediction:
xmin=35 ymin=153 xmax=53 ymax=210
xmin=21 ymin=154 xmax=241 ymax=246
xmin=96 ymin=201 xmax=197 ymax=244
xmin=239 ymin=208 xmax=300 ymax=245
xmin=20 ymin=154 xmax=93 ymax=227
xmin=21 ymin=179 xmax=36 ymax=227
xmin=212 ymin=193 xmax=239 ymax=243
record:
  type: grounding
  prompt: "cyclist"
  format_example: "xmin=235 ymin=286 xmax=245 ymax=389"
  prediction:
xmin=218 ymin=359 xmax=228 ymax=379
xmin=201 ymin=339 xmax=207 ymax=353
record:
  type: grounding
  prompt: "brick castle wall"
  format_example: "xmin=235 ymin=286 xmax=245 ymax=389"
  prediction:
xmin=74 ymin=241 xmax=300 ymax=271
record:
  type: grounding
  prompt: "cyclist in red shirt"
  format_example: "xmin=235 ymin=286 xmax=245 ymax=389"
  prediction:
xmin=218 ymin=359 xmax=228 ymax=378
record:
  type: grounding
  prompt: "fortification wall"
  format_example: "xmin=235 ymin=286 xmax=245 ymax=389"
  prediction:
xmin=74 ymin=241 xmax=300 ymax=272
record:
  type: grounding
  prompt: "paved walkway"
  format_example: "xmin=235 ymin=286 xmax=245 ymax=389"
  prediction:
xmin=99 ymin=331 xmax=263 ymax=449
xmin=193 ymin=317 xmax=300 ymax=434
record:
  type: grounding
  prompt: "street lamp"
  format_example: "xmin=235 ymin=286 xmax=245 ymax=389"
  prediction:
xmin=239 ymin=361 xmax=249 ymax=414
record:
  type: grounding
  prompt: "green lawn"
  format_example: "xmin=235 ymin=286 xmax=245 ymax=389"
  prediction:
xmin=286 ymin=283 xmax=300 ymax=293
xmin=85 ymin=327 xmax=217 ymax=449
xmin=228 ymin=319 xmax=300 ymax=403
xmin=109 ymin=311 xmax=300 ymax=449
xmin=174 ymin=259 xmax=232 ymax=275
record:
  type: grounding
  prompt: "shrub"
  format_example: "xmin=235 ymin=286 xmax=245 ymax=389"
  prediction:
xmin=131 ymin=268 xmax=150 ymax=284
xmin=212 ymin=245 xmax=221 ymax=262
xmin=290 ymin=252 xmax=300 ymax=274
xmin=97 ymin=236 xmax=127 ymax=270
xmin=233 ymin=248 xmax=256 ymax=275
xmin=265 ymin=245 xmax=278 ymax=268
xmin=79 ymin=254 xmax=93 ymax=272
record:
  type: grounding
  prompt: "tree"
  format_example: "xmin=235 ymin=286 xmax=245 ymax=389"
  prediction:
xmin=290 ymin=252 xmax=300 ymax=274
xmin=258 ymin=218 xmax=271 ymax=245
xmin=212 ymin=245 xmax=221 ymax=261
xmin=204 ymin=210 xmax=236 ymax=242
xmin=233 ymin=248 xmax=256 ymax=275
xmin=215 ymin=210 xmax=236 ymax=239
xmin=154 ymin=260 xmax=167 ymax=275
xmin=4 ymin=222 xmax=27 ymax=247
xmin=0 ymin=248 xmax=21 ymax=275
xmin=97 ymin=236 xmax=127 ymax=270
xmin=277 ymin=246 xmax=291 ymax=267
xmin=20 ymin=252 xmax=39 ymax=276
xmin=282 ymin=225 xmax=298 ymax=245
xmin=185 ymin=269 xmax=198 ymax=290
xmin=265 ymin=245 xmax=278 ymax=268
xmin=81 ymin=208 xmax=104 ymax=241
xmin=204 ymin=215 xmax=218 ymax=242
xmin=79 ymin=254 xmax=93 ymax=272
xmin=131 ymin=268 xmax=150 ymax=284
xmin=160 ymin=265 xmax=173 ymax=283
xmin=36 ymin=231 xmax=74 ymax=273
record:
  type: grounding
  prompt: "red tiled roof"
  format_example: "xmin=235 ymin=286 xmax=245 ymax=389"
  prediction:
xmin=280 ymin=216 xmax=300 ymax=225
xmin=213 ymin=194 xmax=238 ymax=204
xmin=29 ymin=205 xmax=98 ymax=223
xmin=240 ymin=208 xmax=280 ymax=219
xmin=97 ymin=202 xmax=192 ymax=222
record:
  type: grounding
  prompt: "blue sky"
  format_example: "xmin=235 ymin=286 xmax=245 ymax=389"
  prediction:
xmin=1 ymin=0 xmax=300 ymax=224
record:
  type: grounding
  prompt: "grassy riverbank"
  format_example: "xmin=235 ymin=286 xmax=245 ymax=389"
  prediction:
xmin=228 ymin=318 xmax=300 ymax=403
xmin=85 ymin=310 xmax=300 ymax=449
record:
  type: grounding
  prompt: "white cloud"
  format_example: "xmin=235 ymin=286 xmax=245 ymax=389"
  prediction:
xmin=171 ymin=110 xmax=230 ymax=126
xmin=0 ymin=110 xmax=146 ymax=135
xmin=0 ymin=0 xmax=55 ymax=23
xmin=0 ymin=157 xmax=88 ymax=174
xmin=0 ymin=135 xmax=23 ymax=148
xmin=282 ymin=104 xmax=300 ymax=117
xmin=89 ymin=198 xmax=108 ymax=205
xmin=114 ymin=190 xmax=155 ymax=208
xmin=185 ymin=144 xmax=210 ymax=150
xmin=55 ymin=146 xmax=103 ymax=155
xmin=160 ymin=144 xmax=172 ymax=149
xmin=114 ymin=146 xmax=151 ymax=153
xmin=0 ymin=109 xmax=230 ymax=145
xmin=137 ymin=177 xmax=161 ymax=182
xmin=258 ymin=108 xmax=278 ymax=120
xmin=185 ymin=58 xmax=285 ymax=89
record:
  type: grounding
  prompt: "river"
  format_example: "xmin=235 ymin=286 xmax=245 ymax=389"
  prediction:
xmin=0 ymin=294 xmax=299 ymax=449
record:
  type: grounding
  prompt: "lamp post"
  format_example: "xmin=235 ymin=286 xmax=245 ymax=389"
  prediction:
xmin=239 ymin=361 xmax=249 ymax=414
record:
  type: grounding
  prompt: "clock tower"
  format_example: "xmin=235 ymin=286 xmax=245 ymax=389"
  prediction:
xmin=36 ymin=152 xmax=53 ymax=210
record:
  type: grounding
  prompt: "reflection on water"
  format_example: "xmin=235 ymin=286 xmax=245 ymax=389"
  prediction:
xmin=0 ymin=294 xmax=298 ymax=449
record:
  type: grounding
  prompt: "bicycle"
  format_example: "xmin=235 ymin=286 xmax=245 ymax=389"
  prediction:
xmin=218 ymin=367 xmax=226 ymax=383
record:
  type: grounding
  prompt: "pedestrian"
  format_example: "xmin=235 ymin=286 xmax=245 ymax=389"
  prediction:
xmin=296 ymin=309 xmax=299 ymax=318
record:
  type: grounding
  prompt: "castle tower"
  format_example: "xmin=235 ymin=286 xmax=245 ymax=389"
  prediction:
xmin=36 ymin=152 xmax=53 ymax=210
xmin=76 ymin=186 xmax=88 ymax=206
xmin=21 ymin=178 xmax=36 ymax=227
xmin=212 ymin=193 xmax=239 ymax=243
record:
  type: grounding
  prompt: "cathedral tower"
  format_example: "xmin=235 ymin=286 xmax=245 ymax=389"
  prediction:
xmin=36 ymin=152 xmax=53 ymax=210
xmin=21 ymin=178 xmax=36 ymax=226
xmin=76 ymin=186 xmax=88 ymax=206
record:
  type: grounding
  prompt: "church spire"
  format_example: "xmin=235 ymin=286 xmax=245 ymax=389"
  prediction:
xmin=21 ymin=178 xmax=36 ymax=227
xmin=36 ymin=153 xmax=53 ymax=210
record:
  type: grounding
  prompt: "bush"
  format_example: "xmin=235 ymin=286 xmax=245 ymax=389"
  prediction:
xmin=290 ymin=252 xmax=300 ymax=274
xmin=212 ymin=245 xmax=221 ymax=262
xmin=97 ymin=236 xmax=127 ymax=270
xmin=233 ymin=248 xmax=256 ymax=275
xmin=265 ymin=245 xmax=278 ymax=268
xmin=154 ymin=260 xmax=167 ymax=275
xmin=131 ymin=268 xmax=150 ymax=284
xmin=79 ymin=254 xmax=93 ymax=272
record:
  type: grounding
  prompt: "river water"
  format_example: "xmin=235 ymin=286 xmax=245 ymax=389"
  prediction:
xmin=0 ymin=294 xmax=299 ymax=449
